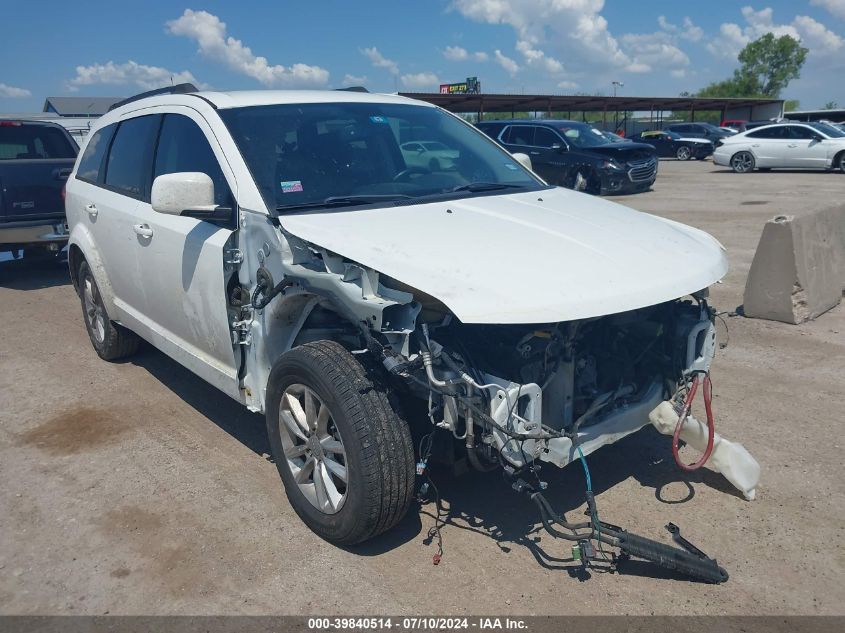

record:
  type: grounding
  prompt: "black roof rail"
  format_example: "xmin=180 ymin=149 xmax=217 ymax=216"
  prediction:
xmin=335 ymin=86 xmax=369 ymax=93
xmin=108 ymin=83 xmax=199 ymax=112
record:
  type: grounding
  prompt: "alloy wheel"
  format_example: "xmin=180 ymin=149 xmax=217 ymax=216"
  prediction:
xmin=279 ymin=384 xmax=348 ymax=514
xmin=731 ymin=152 xmax=754 ymax=173
xmin=82 ymin=273 xmax=106 ymax=344
xmin=677 ymin=146 xmax=691 ymax=160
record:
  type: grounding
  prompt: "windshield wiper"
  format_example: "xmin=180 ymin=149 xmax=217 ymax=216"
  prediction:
xmin=276 ymin=194 xmax=413 ymax=213
xmin=450 ymin=182 xmax=526 ymax=193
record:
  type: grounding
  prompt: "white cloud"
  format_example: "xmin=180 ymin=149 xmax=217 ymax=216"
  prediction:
xmin=557 ymin=80 xmax=579 ymax=91
xmin=453 ymin=0 xmax=632 ymax=72
xmin=361 ymin=46 xmax=400 ymax=75
xmin=166 ymin=9 xmax=329 ymax=87
xmin=0 ymin=83 xmax=31 ymax=98
xmin=515 ymin=40 xmax=564 ymax=73
xmin=66 ymin=61 xmax=206 ymax=92
xmin=621 ymin=32 xmax=690 ymax=73
xmin=493 ymin=49 xmax=520 ymax=75
xmin=811 ymin=0 xmax=845 ymax=20
xmin=342 ymin=74 xmax=368 ymax=86
xmin=707 ymin=6 xmax=843 ymax=59
xmin=443 ymin=45 xmax=488 ymax=62
xmin=400 ymin=72 xmax=439 ymax=90
xmin=658 ymin=15 xmax=703 ymax=41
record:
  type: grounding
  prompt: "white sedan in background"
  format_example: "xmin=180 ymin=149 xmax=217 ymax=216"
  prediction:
xmin=400 ymin=140 xmax=459 ymax=171
xmin=714 ymin=121 xmax=845 ymax=173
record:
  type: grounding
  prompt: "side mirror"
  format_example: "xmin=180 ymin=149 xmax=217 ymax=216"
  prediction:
xmin=151 ymin=172 xmax=215 ymax=216
xmin=511 ymin=152 xmax=532 ymax=171
xmin=812 ymin=134 xmax=824 ymax=142
xmin=551 ymin=143 xmax=564 ymax=152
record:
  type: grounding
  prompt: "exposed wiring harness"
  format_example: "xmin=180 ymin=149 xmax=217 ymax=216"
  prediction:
xmin=672 ymin=371 xmax=716 ymax=471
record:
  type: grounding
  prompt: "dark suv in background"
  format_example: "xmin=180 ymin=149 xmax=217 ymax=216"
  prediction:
xmin=476 ymin=119 xmax=657 ymax=195
xmin=664 ymin=122 xmax=732 ymax=145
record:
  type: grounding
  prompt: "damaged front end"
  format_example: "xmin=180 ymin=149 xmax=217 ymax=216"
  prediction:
xmin=249 ymin=228 xmax=754 ymax=583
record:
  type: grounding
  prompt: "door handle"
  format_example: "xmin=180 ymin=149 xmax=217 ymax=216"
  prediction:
xmin=530 ymin=151 xmax=540 ymax=155
xmin=85 ymin=203 xmax=98 ymax=218
xmin=787 ymin=144 xmax=797 ymax=148
xmin=133 ymin=223 xmax=153 ymax=238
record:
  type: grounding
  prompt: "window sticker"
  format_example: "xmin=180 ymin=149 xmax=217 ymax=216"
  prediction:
xmin=369 ymin=115 xmax=388 ymax=123
xmin=280 ymin=180 xmax=303 ymax=193
xmin=504 ymin=162 xmax=518 ymax=170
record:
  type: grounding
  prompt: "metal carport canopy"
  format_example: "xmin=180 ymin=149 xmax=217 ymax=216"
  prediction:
xmin=399 ymin=92 xmax=783 ymax=114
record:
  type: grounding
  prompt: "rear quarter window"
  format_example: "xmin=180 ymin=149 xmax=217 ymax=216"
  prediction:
xmin=0 ymin=124 xmax=77 ymax=160
xmin=76 ymin=124 xmax=116 ymax=183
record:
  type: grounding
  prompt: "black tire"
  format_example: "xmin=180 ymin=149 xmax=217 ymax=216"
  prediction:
xmin=837 ymin=152 xmax=845 ymax=174
xmin=77 ymin=260 xmax=141 ymax=361
xmin=266 ymin=340 xmax=415 ymax=545
xmin=676 ymin=145 xmax=692 ymax=161
xmin=428 ymin=158 xmax=440 ymax=171
xmin=730 ymin=151 xmax=756 ymax=173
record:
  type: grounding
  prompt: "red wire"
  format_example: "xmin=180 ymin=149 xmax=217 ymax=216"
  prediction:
xmin=672 ymin=373 xmax=716 ymax=471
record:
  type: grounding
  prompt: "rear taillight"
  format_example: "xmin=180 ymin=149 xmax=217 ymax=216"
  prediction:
xmin=61 ymin=185 xmax=66 ymax=203
xmin=0 ymin=120 xmax=23 ymax=126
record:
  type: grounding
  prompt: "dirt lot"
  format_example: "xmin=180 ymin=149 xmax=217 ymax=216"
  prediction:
xmin=1 ymin=160 xmax=843 ymax=615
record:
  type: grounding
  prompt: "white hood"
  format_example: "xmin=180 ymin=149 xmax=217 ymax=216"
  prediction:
xmin=279 ymin=187 xmax=728 ymax=324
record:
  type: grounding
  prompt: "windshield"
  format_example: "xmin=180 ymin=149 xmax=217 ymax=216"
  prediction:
xmin=555 ymin=123 xmax=610 ymax=149
xmin=808 ymin=122 xmax=845 ymax=138
xmin=219 ymin=102 xmax=544 ymax=212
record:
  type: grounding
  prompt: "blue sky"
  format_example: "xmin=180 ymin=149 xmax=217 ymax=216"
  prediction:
xmin=2 ymin=1 xmax=844 ymax=112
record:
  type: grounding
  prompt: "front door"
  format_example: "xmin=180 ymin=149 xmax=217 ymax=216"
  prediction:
xmin=131 ymin=109 xmax=241 ymax=398
xmin=784 ymin=126 xmax=829 ymax=169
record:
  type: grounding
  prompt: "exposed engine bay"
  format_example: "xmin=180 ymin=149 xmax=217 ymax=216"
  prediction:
xmin=239 ymin=231 xmax=759 ymax=583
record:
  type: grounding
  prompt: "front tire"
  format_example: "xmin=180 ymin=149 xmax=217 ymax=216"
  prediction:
xmin=77 ymin=260 xmax=141 ymax=361
xmin=676 ymin=145 xmax=692 ymax=161
xmin=266 ymin=341 xmax=415 ymax=545
xmin=731 ymin=151 xmax=756 ymax=173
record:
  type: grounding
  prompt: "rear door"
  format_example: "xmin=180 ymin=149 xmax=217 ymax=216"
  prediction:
xmin=0 ymin=122 xmax=76 ymax=223
xmin=131 ymin=109 xmax=239 ymax=396
xmin=744 ymin=126 xmax=789 ymax=166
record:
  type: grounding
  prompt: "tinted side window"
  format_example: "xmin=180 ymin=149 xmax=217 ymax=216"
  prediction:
xmin=534 ymin=127 xmax=562 ymax=148
xmin=786 ymin=126 xmax=816 ymax=140
xmin=507 ymin=126 xmax=535 ymax=145
xmin=153 ymin=114 xmax=231 ymax=206
xmin=76 ymin=124 xmax=116 ymax=183
xmin=672 ymin=125 xmax=690 ymax=133
xmin=105 ymin=115 xmax=161 ymax=199
xmin=747 ymin=126 xmax=786 ymax=139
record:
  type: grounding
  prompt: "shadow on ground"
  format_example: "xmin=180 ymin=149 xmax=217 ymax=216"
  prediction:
xmin=0 ymin=254 xmax=70 ymax=290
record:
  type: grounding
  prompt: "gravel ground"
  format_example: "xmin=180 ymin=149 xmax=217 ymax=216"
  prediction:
xmin=1 ymin=159 xmax=843 ymax=615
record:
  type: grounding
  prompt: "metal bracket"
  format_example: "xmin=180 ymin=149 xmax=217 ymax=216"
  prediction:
xmin=231 ymin=314 xmax=253 ymax=346
xmin=665 ymin=522 xmax=708 ymax=559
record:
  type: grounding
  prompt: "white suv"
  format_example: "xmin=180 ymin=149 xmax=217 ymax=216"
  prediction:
xmin=65 ymin=85 xmax=732 ymax=576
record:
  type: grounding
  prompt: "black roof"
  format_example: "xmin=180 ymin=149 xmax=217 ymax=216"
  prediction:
xmin=401 ymin=92 xmax=783 ymax=114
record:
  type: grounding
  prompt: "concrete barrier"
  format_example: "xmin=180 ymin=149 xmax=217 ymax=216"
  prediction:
xmin=743 ymin=205 xmax=845 ymax=324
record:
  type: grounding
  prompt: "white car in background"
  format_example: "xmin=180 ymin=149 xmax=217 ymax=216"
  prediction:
xmin=714 ymin=121 xmax=845 ymax=173
xmin=399 ymin=140 xmax=459 ymax=171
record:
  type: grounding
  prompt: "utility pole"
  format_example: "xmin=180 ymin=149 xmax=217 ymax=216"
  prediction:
xmin=612 ymin=81 xmax=624 ymax=130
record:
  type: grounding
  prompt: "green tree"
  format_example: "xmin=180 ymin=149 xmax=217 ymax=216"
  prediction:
xmin=823 ymin=101 xmax=839 ymax=109
xmin=697 ymin=33 xmax=808 ymax=98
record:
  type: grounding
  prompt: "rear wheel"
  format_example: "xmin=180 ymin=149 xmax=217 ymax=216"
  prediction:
xmin=676 ymin=145 xmax=692 ymax=161
xmin=266 ymin=341 xmax=415 ymax=545
xmin=730 ymin=151 xmax=755 ymax=173
xmin=837 ymin=152 xmax=845 ymax=174
xmin=77 ymin=260 xmax=141 ymax=361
